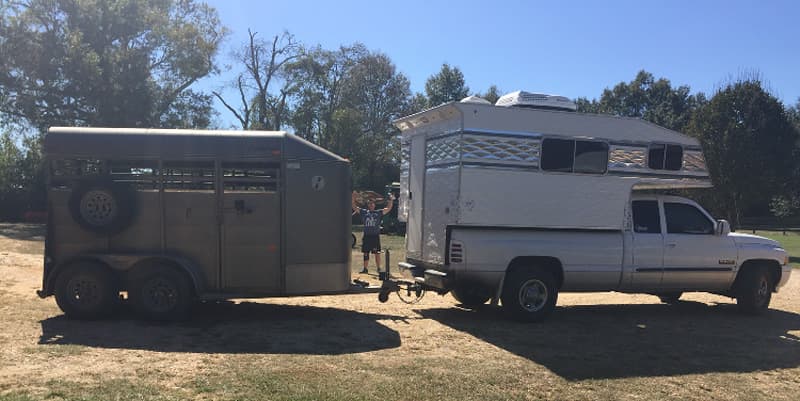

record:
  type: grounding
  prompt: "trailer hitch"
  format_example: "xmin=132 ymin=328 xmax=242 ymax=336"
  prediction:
xmin=376 ymin=248 xmax=426 ymax=304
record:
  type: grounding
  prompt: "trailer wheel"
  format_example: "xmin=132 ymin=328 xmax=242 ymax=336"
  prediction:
xmin=451 ymin=285 xmax=491 ymax=307
xmin=736 ymin=266 xmax=773 ymax=315
xmin=501 ymin=269 xmax=558 ymax=322
xmin=658 ymin=292 xmax=682 ymax=304
xmin=68 ymin=178 xmax=136 ymax=235
xmin=54 ymin=262 xmax=118 ymax=320
xmin=129 ymin=267 xmax=193 ymax=321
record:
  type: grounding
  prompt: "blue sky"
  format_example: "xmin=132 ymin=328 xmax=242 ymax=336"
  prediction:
xmin=198 ymin=0 xmax=799 ymax=126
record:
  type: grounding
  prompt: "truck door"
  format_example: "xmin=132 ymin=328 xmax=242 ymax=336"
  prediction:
xmin=629 ymin=200 xmax=664 ymax=290
xmin=661 ymin=201 xmax=737 ymax=291
xmin=220 ymin=162 xmax=282 ymax=293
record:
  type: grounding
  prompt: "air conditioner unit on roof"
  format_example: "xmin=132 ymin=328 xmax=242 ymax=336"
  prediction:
xmin=495 ymin=91 xmax=577 ymax=111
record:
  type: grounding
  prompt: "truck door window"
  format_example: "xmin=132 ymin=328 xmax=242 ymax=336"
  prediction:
xmin=632 ymin=200 xmax=661 ymax=233
xmin=664 ymin=202 xmax=713 ymax=234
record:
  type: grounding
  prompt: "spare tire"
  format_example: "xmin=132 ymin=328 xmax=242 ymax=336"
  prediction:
xmin=68 ymin=178 xmax=136 ymax=235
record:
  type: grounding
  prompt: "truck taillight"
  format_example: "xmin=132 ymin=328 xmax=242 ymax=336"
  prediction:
xmin=450 ymin=241 xmax=464 ymax=263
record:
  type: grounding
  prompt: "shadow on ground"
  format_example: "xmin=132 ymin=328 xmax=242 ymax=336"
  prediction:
xmin=0 ymin=223 xmax=44 ymax=241
xmin=39 ymin=301 xmax=402 ymax=354
xmin=417 ymin=300 xmax=800 ymax=380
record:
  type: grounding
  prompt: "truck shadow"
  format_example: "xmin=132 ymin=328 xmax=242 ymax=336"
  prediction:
xmin=416 ymin=300 xmax=800 ymax=380
xmin=39 ymin=301 xmax=402 ymax=355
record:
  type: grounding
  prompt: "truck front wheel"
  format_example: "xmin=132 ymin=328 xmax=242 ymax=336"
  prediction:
xmin=501 ymin=269 xmax=558 ymax=322
xmin=736 ymin=266 xmax=773 ymax=315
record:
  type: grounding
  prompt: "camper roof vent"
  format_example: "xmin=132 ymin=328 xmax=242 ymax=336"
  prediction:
xmin=460 ymin=95 xmax=492 ymax=105
xmin=495 ymin=91 xmax=577 ymax=111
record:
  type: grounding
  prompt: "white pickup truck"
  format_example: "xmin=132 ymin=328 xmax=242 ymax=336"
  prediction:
xmin=393 ymin=92 xmax=791 ymax=321
xmin=435 ymin=194 xmax=790 ymax=321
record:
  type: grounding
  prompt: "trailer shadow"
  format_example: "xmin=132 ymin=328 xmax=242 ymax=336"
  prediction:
xmin=39 ymin=301 xmax=402 ymax=355
xmin=0 ymin=223 xmax=44 ymax=241
xmin=416 ymin=300 xmax=800 ymax=380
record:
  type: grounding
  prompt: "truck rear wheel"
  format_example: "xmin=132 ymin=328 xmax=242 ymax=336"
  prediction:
xmin=451 ymin=285 xmax=491 ymax=307
xmin=736 ymin=266 xmax=773 ymax=315
xmin=128 ymin=267 xmax=193 ymax=321
xmin=501 ymin=269 xmax=558 ymax=322
xmin=54 ymin=262 xmax=118 ymax=320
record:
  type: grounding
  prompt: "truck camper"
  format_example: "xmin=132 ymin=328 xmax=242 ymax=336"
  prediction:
xmin=394 ymin=91 xmax=790 ymax=321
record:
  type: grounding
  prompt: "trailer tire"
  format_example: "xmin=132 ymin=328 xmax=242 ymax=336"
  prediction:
xmin=128 ymin=267 xmax=193 ymax=321
xmin=658 ymin=292 xmax=682 ymax=304
xmin=736 ymin=266 xmax=773 ymax=315
xmin=69 ymin=178 xmax=136 ymax=235
xmin=54 ymin=262 xmax=118 ymax=320
xmin=451 ymin=285 xmax=491 ymax=307
xmin=501 ymin=269 xmax=558 ymax=322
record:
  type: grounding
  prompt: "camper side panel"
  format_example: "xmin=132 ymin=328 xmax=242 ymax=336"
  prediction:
xmin=458 ymin=169 xmax=634 ymax=229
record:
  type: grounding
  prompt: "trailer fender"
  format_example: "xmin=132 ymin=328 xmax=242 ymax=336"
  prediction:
xmin=43 ymin=254 xmax=205 ymax=297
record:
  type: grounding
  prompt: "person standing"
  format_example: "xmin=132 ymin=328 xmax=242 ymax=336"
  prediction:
xmin=352 ymin=191 xmax=394 ymax=274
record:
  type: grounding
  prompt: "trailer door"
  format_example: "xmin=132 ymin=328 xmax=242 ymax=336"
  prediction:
xmin=220 ymin=162 xmax=282 ymax=292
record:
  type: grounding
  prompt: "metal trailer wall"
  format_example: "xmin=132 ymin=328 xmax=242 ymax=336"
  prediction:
xmin=44 ymin=128 xmax=351 ymax=297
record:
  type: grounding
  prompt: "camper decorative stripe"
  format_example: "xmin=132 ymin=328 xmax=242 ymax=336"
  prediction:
xmin=461 ymin=134 xmax=540 ymax=166
xmin=426 ymin=136 xmax=461 ymax=166
xmin=608 ymin=146 xmax=647 ymax=170
xmin=682 ymin=151 xmax=708 ymax=173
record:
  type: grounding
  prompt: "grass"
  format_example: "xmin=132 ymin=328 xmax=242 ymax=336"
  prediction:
xmin=747 ymin=230 xmax=800 ymax=267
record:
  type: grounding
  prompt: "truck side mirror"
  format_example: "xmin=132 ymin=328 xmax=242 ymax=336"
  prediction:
xmin=715 ymin=219 xmax=731 ymax=236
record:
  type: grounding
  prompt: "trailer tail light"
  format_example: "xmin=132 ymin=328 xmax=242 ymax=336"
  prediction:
xmin=450 ymin=241 xmax=464 ymax=263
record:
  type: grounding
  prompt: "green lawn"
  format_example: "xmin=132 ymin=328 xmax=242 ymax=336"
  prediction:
xmin=744 ymin=230 xmax=800 ymax=268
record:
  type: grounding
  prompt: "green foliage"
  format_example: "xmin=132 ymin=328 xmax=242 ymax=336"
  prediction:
xmin=687 ymin=78 xmax=799 ymax=225
xmin=0 ymin=129 xmax=45 ymax=219
xmin=592 ymin=70 xmax=704 ymax=131
xmin=0 ymin=0 xmax=226 ymax=130
xmin=477 ymin=85 xmax=502 ymax=104
xmin=770 ymin=195 xmax=799 ymax=219
xmin=424 ymin=63 xmax=469 ymax=107
xmin=285 ymin=44 xmax=411 ymax=191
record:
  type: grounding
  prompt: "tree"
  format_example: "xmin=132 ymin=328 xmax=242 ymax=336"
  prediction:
xmin=0 ymin=0 xmax=226 ymax=130
xmin=424 ymin=63 xmax=469 ymax=107
xmin=214 ymin=30 xmax=300 ymax=130
xmin=477 ymin=85 xmax=502 ymax=104
xmin=686 ymin=78 xmax=798 ymax=225
xmin=591 ymin=70 xmax=702 ymax=131
xmin=287 ymin=44 xmax=411 ymax=190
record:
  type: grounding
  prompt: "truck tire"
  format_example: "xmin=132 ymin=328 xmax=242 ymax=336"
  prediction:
xmin=128 ymin=267 xmax=193 ymax=321
xmin=501 ymin=269 xmax=558 ymax=322
xmin=451 ymin=285 xmax=491 ymax=307
xmin=68 ymin=178 xmax=136 ymax=235
xmin=736 ymin=266 xmax=773 ymax=315
xmin=658 ymin=292 xmax=682 ymax=304
xmin=54 ymin=262 xmax=118 ymax=320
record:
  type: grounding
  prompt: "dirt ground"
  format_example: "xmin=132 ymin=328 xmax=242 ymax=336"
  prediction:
xmin=1 ymin=223 xmax=799 ymax=401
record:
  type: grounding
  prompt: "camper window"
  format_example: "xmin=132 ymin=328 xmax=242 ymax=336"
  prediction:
xmin=648 ymin=144 xmax=683 ymax=171
xmin=541 ymin=138 xmax=608 ymax=174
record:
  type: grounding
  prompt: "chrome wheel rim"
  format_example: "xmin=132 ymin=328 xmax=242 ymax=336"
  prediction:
xmin=518 ymin=279 xmax=548 ymax=312
xmin=80 ymin=189 xmax=117 ymax=226
xmin=756 ymin=277 xmax=769 ymax=305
